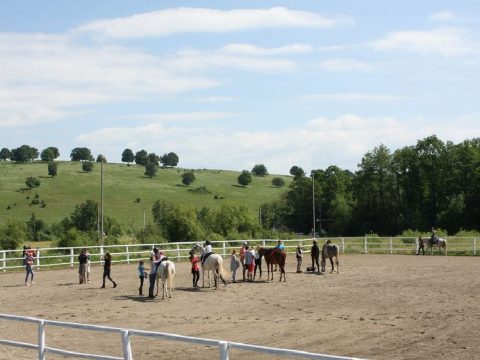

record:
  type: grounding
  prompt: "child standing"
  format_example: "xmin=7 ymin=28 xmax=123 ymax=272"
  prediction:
xmin=138 ymin=260 xmax=147 ymax=295
xmin=244 ymin=245 xmax=255 ymax=282
xmin=254 ymin=246 xmax=262 ymax=279
xmin=24 ymin=251 xmax=35 ymax=286
xmin=86 ymin=249 xmax=91 ymax=283
xmin=230 ymin=249 xmax=240 ymax=283
xmin=190 ymin=253 xmax=200 ymax=287
xmin=296 ymin=243 xmax=304 ymax=273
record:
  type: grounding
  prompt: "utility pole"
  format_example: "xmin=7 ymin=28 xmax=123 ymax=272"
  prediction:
xmin=312 ymin=171 xmax=316 ymax=239
xmin=143 ymin=209 xmax=146 ymax=243
xmin=100 ymin=160 xmax=104 ymax=246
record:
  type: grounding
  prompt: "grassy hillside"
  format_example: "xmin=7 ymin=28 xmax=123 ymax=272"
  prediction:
xmin=0 ymin=162 xmax=291 ymax=227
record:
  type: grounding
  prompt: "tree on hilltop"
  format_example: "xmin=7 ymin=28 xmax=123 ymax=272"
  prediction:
xmin=121 ymin=148 xmax=134 ymax=165
xmin=70 ymin=147 xmax=94 ymax=161
xmin=252 ymin=164 xmax=268 ymax=176
xmin=290 ymin=165 xmax=305 ymax=178
xmin=96 ymin=154 xmax=107 ymax=163
xmin=0 ymin=148 xmax=11 ymax=161
xmin=11 ymin=145 xmax=38 ymax=162
xmin=82 ymin=161 xmax=94 ymax=173
xmin=41 ymin=147 xmax=59 ymax=161
xmin=160 ymin=152 xmax=179 ymax=167
xmin=135 ymin=150 xmax=148 ymax=166
xmin=144 ymin=161 xmax=158 ymax=178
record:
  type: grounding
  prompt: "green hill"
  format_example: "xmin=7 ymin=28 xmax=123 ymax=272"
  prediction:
xmin=0 ymin=161 xmax=291 ymax=226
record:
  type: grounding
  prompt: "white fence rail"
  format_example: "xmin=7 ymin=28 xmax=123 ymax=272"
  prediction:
xmin=0 ymin=314 xmax=363 ymax=360
xmin=1 ymin=237 xmax=478 ymax=272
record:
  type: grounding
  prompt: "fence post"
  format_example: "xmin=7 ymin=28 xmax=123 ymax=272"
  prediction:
xmin=389 ymin=237 xmax=393 ymax=254
xmin=126 ymin=245 xmax=130 ymax=264
xmin=219 ymin=341 xmax=229 ymax=360
xmin=38 ymin=320 xmax=46 ymax=360
xmin=36 ymin=249 xmax=41 ymax=270
xmin=341 ymin=237 xmax=345 ymax=254
xmin=262 ymin=239 xmax=266 ymax=247
xmin=364 ymin=237 xmax=367 ymax=254
xmin=474 ymin=238 xmax=477 ymax=256
xmin=2 ymin=251 xmax=6 ymax=272
xmin=70 ymin=248 xmax=74 ymax=268
xmin=176 ymin=243 xmax=181 ymax=261
xmin=222 ymin=242 xmax=226 ymax=257
xmin=121 ymin=330 xmax=133 ymax=360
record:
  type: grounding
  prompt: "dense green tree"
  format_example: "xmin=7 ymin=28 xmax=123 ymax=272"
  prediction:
xmin=181 ymin=171 xmax=195 ymax=186
xmin=148 ymin=153 xmax=160 ymax=166
xmin=40 ymin=147 xmax=59 ymax=161
xmin=237 ymin=170 xmax=252 ymax=187
xmin=11 ymin=145 xmax=38 ymax=162
xmin=160 ymin=152 xmax=179 ymax=167
xmin=144 ymin=161 xmax=158 ymax=178
xmin=96 ymin=154 xmax=107 ymax=163
xmin=251 ymin=164 xmax=268 ymax=176
xmin=26 ymin=213 xmax=46 ymax=242
xmin=48 ymin=161 xmax=58 ymax=177
xmin=289 ymin=166 xmax=305 ymax=178
xmin=69 ymin=199 xmax=98 ymax=232
xmin=153 ymin=202 xmax=204 ymax=242
xmin=271 ymin=177 xmax=285 ymax=188
xmin=26 ymin=176 xmax=40 ymax=189
xmin=70 ymin=147 xmax=93 ymax=161
xmin=135 ymin=150 xmax=148 ymax=165
xmin=0 ymin=220 xmax=27 ymax=250
xmin=82 ymin=161 xmax=94 ymax=173
xmin=0 ymin=148 xmax=11 ymax=161
xmin=121 ymin=148 xmax=134 ymax=165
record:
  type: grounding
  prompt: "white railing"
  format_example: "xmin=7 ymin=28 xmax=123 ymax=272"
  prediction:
xmin=0 ymin=314 xmax=363 ymax=360
xmin=1 ymin=237 xmax=478 ymax=272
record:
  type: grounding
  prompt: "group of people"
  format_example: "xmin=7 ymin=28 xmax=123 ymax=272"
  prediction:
xmin=77 ymin=249 xmax=117 ymax=289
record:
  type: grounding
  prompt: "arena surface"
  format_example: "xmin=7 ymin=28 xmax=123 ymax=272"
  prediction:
xmin=0 ymin=254 xmax=479 ymax=359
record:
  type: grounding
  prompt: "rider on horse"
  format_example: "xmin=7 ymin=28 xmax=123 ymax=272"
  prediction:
xmin=202 ymin=240 xmax=213 ymax=265
xmin=430 ymin=227 xmax=437 ymax=244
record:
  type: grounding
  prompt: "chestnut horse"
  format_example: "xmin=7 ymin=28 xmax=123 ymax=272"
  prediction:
xmin=321 ymin=240 xmax=339 ymax=273
xmin=257 ymin=247 xmax=286 ymax=282
xmin=417 ymin=237 xmax=447 ymax=255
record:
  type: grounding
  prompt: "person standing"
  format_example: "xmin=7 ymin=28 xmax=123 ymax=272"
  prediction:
xmin=296 ymin=243 xmax=304 ymax=273
xmin=24 ymin=251 xmax=35 ymax=286
xmin=254 ymin=246 xmax=262 ymax=279
xmin=86 ymin=249 xmax=91 ymax=283
xmin=78 ymin=248 xmax=88 ymax=284
xmin=311 ymin=240 xmax=320 ymax=272
xmin=101 ymin=253 xmax=117 ymax=289
xmin=138 ymin=260 xmax=146 ymax=295
xmin=240 ymin=242 xmax=247 ymax=281
xmin=148 ymin=255 xmax=157 ymax=298
xmin=190 ymin=253 xmax=200 ymax=287
xmin=244 ymin=245 xmax=255 ymax=282
xmin=230 ymin=249 xmax=240 ymax=283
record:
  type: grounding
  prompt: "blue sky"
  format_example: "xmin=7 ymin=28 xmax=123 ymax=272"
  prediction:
xmin=1 ymin=1 xmax=479 ymax=174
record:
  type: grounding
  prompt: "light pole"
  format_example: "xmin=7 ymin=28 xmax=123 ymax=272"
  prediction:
xmin=312 ymin=171 xmax=316 ymax=239
xmin=100 ymin=160 xmax=104 ymax=247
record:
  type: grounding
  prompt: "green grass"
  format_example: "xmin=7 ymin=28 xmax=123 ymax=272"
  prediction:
xmin=0 ymin=161 xmax=291 ymax=227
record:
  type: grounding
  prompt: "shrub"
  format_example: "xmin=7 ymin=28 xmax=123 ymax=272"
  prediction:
xmin=26 ymin=176 xmax=40 ymax=189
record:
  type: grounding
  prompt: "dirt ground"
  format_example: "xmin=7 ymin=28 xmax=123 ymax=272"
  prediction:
xmin=0 ymin=254 xmax=479 ymax=360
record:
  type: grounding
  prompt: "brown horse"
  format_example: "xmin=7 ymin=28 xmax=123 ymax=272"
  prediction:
xmin=258 ymin=247 xmax=286 ymax=282
xmin=321 ymin=240 xmax=339 ymax=274
xmin=417 ymin=237 xmax=447 ymax=255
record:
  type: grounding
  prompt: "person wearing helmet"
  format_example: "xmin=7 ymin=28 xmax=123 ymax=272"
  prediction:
xmin=430 ymin=227 xmax=437 ymax=245
xmin=202 ymin=240 xmax=213 ymax=265
xmin=310 ymin=240 xmax=320 ymax=272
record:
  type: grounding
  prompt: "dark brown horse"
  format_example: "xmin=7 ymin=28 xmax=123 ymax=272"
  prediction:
xmin=417 ymin=237 xmax=447 ymax=255
xmin=258 ymin=247 xmax=286 ymax=282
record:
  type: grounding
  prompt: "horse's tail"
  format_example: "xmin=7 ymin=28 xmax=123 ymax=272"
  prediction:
xmin=216 ymin=256 xmax=227 ymax=286
xmin=167 ymin=261 xmax=175 ymax=290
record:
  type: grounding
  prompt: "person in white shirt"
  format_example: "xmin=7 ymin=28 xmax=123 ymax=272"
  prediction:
xmin=202 ymin=240 xmax=213 ymax=264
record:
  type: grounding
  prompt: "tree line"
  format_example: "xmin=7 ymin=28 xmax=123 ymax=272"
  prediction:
xmin=260 ymin=135 xmax=480 ymax=236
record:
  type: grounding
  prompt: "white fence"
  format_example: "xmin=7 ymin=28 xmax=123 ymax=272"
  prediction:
xmin=1 ymin=237 xmax=478 ymax=272
xmin=0 ymin=314 xmax=363 ymax=360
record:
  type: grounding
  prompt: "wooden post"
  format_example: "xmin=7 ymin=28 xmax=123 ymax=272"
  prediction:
xmin=126 ymin=245 xmax=130 ymax=264
xmin=474 ymin=238 xmax=477 ymax=256
xmin=222 ymin=242 xmax=226 ymax=257
xmin=341 ymin=237 xmax=345 ymax=254
xmin=36 ymin=249 xmax=40 ymax=270
xmin=364 ymin=237 xmax=367 ymax=254
xmin=389 ymin=237 xmax=393 ymax=254
xmin=176 ymin=243 xmax=181 ymax=261
xmin=70 ymin=248 xmax=74 ymax=268
xmin=2 ymin=251 xmax=6 ymax=272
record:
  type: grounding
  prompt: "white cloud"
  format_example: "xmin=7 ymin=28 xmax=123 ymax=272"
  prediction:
xmin=371 ymin=27 xmax=478 ymax=56
xmin=75 ymin=115 xmax=480 ymax=174
xmin=193 ymin=96 xmax=238 ymax=103
xmin=75 ymin=7 xmax=354 ymax=38
xmin=299 ymin=93 xmax=400 ymax=102
xmin=121 ymin=112 xmax=238 ymax=122
xmin=317 ymin=58 xmax=374 ymax=71
xmin=222 ymin=43 xmax=313 ymax=56
xmin=429 ymin=11 xmax=457 ymax=22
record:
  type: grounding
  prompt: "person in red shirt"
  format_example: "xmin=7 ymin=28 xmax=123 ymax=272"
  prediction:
xmin=189 ymin=253 xmax=200 ymax=287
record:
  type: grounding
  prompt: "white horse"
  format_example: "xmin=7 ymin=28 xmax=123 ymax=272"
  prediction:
xmin=417 ymin=237 xmax=448 ymax=255
xmin=155 ymin=260 xmax=175 ymax=299
xmin=190 ymin=244 xmax=227 ymax=289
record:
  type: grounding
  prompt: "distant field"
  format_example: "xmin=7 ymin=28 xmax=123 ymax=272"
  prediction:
xmin=0 ymin=161 xmax=291 ymax=226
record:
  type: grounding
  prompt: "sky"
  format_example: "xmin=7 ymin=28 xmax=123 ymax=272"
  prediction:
xmin=0 ymin=1 xmax=479 ymax=174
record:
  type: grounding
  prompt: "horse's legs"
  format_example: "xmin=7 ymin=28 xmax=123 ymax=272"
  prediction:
xmin=335 ymin=255 xmax=339 ymax=273
xmin=202 ymin=268 xmax=205 ymax=288
xmin=330 ymin=257 xmax=334 ymax=273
